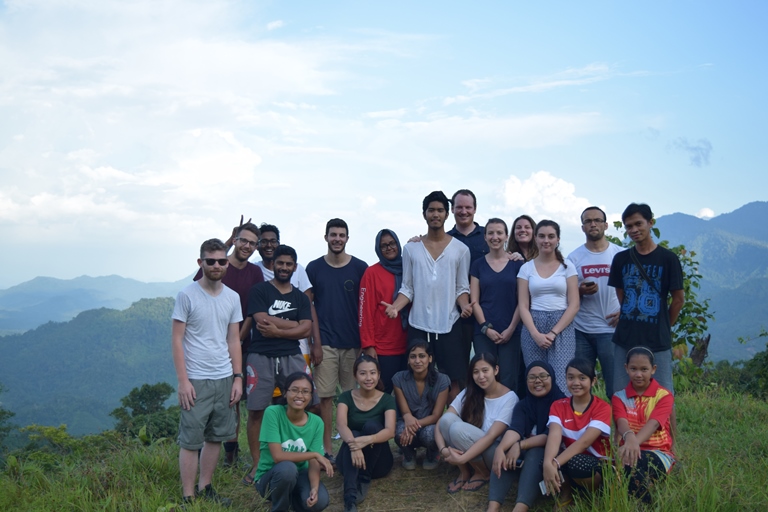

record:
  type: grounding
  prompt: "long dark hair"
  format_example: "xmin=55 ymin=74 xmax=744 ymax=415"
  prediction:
xmin=535 ymin=219 xmax=567 ymax=268
xmin=508 ymin=215 xmax=538 ymax=260
xmin=461 ymin=352 xmax=498 ymax=429
xmin=407 ymin=340 xmax=439 ymax=389
xmin=353 ymin=354 xmax=385 ymax=392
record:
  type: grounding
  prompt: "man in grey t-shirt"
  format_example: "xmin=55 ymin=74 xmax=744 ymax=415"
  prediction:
xmin=172 ymin=238 xmax=242 ymax=505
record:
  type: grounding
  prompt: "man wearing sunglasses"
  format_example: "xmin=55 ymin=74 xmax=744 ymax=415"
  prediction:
xmin=194 ymin=220 xmax=264 ymax=465
xmin=172 ymin=238 xmax=243 ymax=506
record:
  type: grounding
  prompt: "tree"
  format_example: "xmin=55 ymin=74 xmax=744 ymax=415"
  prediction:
xmin=0 ymin=383 xmax=16 ymax=446
xmin=110 ymin=382 xmax=178 ymax=441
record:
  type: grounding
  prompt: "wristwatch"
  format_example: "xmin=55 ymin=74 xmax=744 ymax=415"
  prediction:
xmin=480 ymin=322 xmax=493 ymax=335
xmin=233 ymin=373 xmax=244 ymax=379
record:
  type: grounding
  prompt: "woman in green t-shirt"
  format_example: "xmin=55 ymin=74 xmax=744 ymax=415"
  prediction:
xmin=254 ymin=372 xmax=333 ymax=512
xmin=336 ymin=354 xmax=397 ymax=512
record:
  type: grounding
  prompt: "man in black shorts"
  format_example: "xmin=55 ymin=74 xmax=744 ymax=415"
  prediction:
xmin=384 ymin=191 xmax=473 ymax=401
xmin=242 ymin=245 xmax=313 ymax=484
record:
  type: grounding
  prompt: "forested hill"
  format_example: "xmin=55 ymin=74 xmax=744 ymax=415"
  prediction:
xmin=0 ymin=298 xmax=176 ymax=435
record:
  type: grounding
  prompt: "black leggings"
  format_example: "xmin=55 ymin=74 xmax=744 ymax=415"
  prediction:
xmin=563 ymin=453 xmax=604 ymax=480
xmin=337 ymin=420 xmax=393 ymax=504
xmin=624 ymin=451 xmax=667 ymax=503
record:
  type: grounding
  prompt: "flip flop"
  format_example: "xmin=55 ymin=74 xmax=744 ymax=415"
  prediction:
xmin=463 ymin=478 xmax=489 ymax=492
xmin=241 ymin=468 xmax=256 ymax=486
xmin=446 ymin=476 xmax=468 ymax=494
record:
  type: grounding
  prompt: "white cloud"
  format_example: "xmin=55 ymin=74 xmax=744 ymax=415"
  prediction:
xmin=366 ymin=108 xmax=407 ymax=119
xmin=444 ymin=63 xmax=614 ymax=105
xmin=267 ymin=20 xmax=285 ymax=31
xmin=496 ymin=171 xmax=592 ymax=226
xmin=697 ymin=208 xmax=715 ymax=219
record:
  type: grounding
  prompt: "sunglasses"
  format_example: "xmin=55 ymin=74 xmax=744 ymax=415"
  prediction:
xmin=204 ymin=258 xmax=228 ymax=266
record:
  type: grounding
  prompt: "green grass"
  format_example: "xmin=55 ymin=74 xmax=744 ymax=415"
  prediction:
xmin=2 ymin=388 xmax=768 ymax=511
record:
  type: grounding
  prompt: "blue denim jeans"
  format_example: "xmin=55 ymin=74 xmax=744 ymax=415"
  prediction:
xmin=575 ymin=330 xmax=616 ymax=398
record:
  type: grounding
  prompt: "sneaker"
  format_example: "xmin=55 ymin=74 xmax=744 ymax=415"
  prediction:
xmin=196 ymin=484 xmax=232 ymax=508
xmin=344 ymin=500 xmax=358 ymax=512
xmin=402 ymin=457 xmax=416 ymax=470
xmin=356 ymin=479 xmax=370 ymax=504
xmin=422 ymin=456 xmax=439 ymax=470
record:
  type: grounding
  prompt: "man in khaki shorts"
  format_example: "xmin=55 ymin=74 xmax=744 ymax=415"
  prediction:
xmin=306 ymin=218 xmax=368 ymax=461
xmin=172 ymin=238 xmax=243 ymax=506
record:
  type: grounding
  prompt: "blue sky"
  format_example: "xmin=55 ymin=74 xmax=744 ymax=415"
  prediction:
xmin=1 ymin=0 xmax=766 ymax=287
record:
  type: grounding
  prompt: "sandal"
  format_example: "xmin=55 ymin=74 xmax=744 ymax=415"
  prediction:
xmin=241 ymin=468 xmax=256 ymax=486
xmin=463 ymin=478 xmax=489 ymax=492
xmin=447 ymin=476 xmax=468 ymax=494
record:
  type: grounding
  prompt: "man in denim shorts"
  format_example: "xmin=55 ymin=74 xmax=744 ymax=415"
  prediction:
xmin=172 ymin=238 xmax=243 ymax=506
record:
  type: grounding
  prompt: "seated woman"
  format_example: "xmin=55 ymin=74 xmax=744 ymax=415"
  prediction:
xmin=487 ymin=361 xmax=565 ymax=512
xmin=254 ymin=372 xmax=333 ymax=512
xmin=612 ymin=346 xmax=676 ymax=503
xmin=336 ymin=355 xmax=396 ymax=512
xmin=392 ymin=340 xmax=451 ymax=470
xmin=543 ymin=358 xmax=611 ymax=506
xmin=436 ymin=352 xmax=518 ymax=493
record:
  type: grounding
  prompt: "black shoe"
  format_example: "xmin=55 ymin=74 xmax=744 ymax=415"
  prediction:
xmin=356 ymin=479 xmax=370 ymax=504
xmin=196 ymin=484 xmax=232 ymax=507
xmin=344 ymin=500 xmax=358 ymax=512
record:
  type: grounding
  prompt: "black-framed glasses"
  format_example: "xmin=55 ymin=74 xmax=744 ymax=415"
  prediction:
xmin=236 ymin=237 xmax=258 ymax=248
xmin=379 ymin=241 xmax=397 ymax=251
xmin=204 ymin=258 xmax=228 ymax=266
xmin=286 ymin=388 xmax=312 ymax=396
xmin=259 ymin=239 xmax=279 ymax=247
xmin=527 ymin=373 xmax=551 ymax=383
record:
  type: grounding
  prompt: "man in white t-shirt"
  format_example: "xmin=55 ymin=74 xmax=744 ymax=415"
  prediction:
xmin=567 ymin=206 xmax=624 ymax=398
xmin=172 ymin=238 xmax=243 ymax=506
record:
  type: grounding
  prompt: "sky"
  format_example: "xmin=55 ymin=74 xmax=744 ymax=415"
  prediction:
xmin=1 ymin=0 xmax=766 ymax=288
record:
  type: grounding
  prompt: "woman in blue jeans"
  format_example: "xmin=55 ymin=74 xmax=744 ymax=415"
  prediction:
xmin=487 ymin=361 xmax=564 ymax=512
xmin=254 ymin=372 xmax=333 ymax=512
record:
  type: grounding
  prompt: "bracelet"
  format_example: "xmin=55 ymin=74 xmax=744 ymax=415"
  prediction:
xmin=233 ymin=373 xmax=244 ymax=379
xmin=549 ymin=330 xmax=558 ymax=337
xmin=440 ymin=446 xmax=449 ymax=453
xmin=552 ymin=458 xmax=561 ymax=469
xmin=518 ymin=440 xmax=523 ymax=451
xmin=622 ymin=430 xmax=635 ymax=441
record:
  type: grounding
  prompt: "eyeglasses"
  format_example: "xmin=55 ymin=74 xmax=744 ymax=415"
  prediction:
xmin=286 ymin=388 xmax=312 ymax=396
xmin=379 ymin=241 xmax=397 ymax=251
xmin=204 ymin=258 xmax=228 ymax=266
xmin=259 ymin=239 xmax=279 ymax=247
xmin=527 ymin=373 xmax=551 ymax=383
xmin=582 ymin=218 xmax=606 ymax=225
xmin=236 ymin=237 xmax=258 ymax=248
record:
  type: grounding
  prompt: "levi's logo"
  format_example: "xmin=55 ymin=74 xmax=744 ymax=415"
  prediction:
xmin=581 ymin=264 xmax=610 ymax=278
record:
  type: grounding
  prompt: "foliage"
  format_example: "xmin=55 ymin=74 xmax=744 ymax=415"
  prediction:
xmin=110 ymin=382 xmax=179 ymax=442
xmin=0 ymin=384 xmax=15 ymax=447
xmin=3 ymin=388 xmax=768 ymax=511
xmin=0 ymin=297 xmax=177 ymax=435
xmin=607 ymin=221 xmax=715 ymax=355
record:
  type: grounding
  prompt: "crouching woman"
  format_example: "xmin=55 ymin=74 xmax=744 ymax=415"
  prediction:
xmin=255 ymin=372 xmax=332 ymax=512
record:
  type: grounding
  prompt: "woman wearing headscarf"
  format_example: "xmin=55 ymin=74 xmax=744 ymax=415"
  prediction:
xmin=358 ymin=229 xmax=409 ymax=393
xmin=486 ymin=361 xmax=565 ymax=512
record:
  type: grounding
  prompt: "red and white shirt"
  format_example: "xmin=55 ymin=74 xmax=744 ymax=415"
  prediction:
xmin=548 ymin=396 xmax=611 ymax=459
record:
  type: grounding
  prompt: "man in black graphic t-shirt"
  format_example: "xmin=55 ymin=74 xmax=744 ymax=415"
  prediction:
xmin=242 ymin=245 xmax=313 ymax=484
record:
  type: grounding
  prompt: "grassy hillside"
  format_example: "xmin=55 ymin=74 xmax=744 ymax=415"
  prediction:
xmin=0 ymin=298 xmax=177 ymax=435
xmin=2 ymin=388 xmax=766 ymax=511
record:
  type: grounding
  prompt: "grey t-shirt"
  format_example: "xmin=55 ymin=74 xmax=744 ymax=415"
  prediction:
xmin=392 ymin=370 xmax=450 ymax=419
xmin=172 ymin=282 xmax=242 ymax=379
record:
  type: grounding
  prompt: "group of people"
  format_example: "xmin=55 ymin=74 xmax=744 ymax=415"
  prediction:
xmin=170 ymin=189 xmax=685 ymax=511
